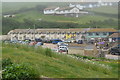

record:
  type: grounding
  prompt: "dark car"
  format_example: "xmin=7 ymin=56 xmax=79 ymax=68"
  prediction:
xmin=35 ymin=38 xmax=42 ymax=42
xmin=77 ymin=40 xmax=83 ymax=44
xmin=109 ymin=46 xmax=120 ymax=55
xmin=51 ymin=39 xmax=63 ymax=44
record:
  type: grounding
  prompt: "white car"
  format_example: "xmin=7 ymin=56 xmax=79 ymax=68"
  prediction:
xmin=58 ymin=46 xmax=68 ymax=54
xmin=63 ymin=40 xmax=71 ymax=43
xmin=57 ymin=42 xmax=68 ymax=46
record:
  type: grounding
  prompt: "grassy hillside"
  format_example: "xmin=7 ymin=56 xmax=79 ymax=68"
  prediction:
xmin=2 ymin=2 xmax=69 ymax=13
xmin=86 ymin=6 xmax=118 ymax=14
xmin=13 ymin=10 xmax=118 ymax=24
xmin=3 ymin=2 xmax=118 ymax=23
xmin=2 ymin=2 xmax=118 ymax=35
xmin=2 ymin=43 xmax=119 ymax=78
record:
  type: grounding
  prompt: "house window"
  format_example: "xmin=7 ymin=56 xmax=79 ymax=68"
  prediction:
xmin=60 ymin=11 xmax=63 ymax=13
xmin=19 ymin=33 xmax=22 ymax=35
xmin=19 ymin=37 xmax=22 ymax=40
xmin=95 ymin=32 xmax=99 ymax=36
xmin=103 ymin=32 xmax=107 ymax=35
xmin=62 ymin=32 xmax=65 ymax=34
xmin=88 ymin=33 xmax=92 ymax=36
xmin=31 ymin=37 xmax=34 ymax=39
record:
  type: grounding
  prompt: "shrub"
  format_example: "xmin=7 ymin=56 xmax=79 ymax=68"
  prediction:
xmin=2 ymin=58 xmax=13 ymax=69
xmin=45 ymin=48 xmax=52 ymax=57
xmin=2 ymin=59 xmax=39 ymax=80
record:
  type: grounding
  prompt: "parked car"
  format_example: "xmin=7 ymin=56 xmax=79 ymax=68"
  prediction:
xmin=77 ymin=40 xmax=83 ymax=44
xmin=36 ymin=42 xmax=43 ymax=46
xmin=63 ymin=40 xmax=71 ymax=43
xmin=51 ymin=39 xmax=63 ymax=44
xmin=29 ymin=41 xmax=37 ymax=46
xmin=35 ymin=38 xmax=42 ymax=42
xmin=88 ymin=40 xmax=94 ymax=44
xmin=109 ymin=46 xmax=120 ymax=55
xmin=57 ymin=42 xmax=68 ymax=46
xmin=24 ymin=39 xmax=31 ymax=43
xmin=43 ymin=39 xmax=52 ymax=43
xmin=58 ymin=46 xmax=68 ymax=54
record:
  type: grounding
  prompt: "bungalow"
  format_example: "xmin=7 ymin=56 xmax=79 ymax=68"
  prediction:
xmin=43 ymin=7 xmax=60 ymax=14
xmin=85 ymin=28 xmax=117 ymax=41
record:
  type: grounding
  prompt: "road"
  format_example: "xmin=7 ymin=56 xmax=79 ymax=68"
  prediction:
xmin=84 ymin=45 xmax=94 ymax=50
xmin=105 ymin=54 xmax=120 ymax=60
xmin=42 ymin=43 xmax=84 ymax=55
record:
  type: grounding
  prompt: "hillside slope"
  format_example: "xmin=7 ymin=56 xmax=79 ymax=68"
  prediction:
xmin=2 ymin=43 xmax=119 ymax=78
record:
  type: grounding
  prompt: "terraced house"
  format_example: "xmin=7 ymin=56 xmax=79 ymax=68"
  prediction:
xmin=85 ymin=28 xmax=117 ymax=41
xmin=8 ymin=28 xmax=88 ymax=41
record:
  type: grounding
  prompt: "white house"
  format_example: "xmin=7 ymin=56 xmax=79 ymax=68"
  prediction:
xmin=3 ymin=14 xmax=15 ymax=18
xmin=43 ymin=7 xmax=59 ymax=14
xmin=69 ymin=3 xmax=84 ymax=10
xmin=44 ymin=6 xmax=88 ymax=17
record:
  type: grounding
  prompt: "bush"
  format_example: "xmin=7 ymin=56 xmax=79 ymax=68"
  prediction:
xmin=2 ymin=58 xmax=13 ymax=69
xmin=2 ymin=59 xmax=39 ymax=80
xmin=45 ymin=48 xmax=52 ymax=57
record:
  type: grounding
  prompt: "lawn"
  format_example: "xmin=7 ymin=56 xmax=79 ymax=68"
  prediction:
xmin=2 ymin=43 xmax=119 ymax=78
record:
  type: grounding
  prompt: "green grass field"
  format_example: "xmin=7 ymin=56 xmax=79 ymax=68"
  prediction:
xmin=2 ymin=43 xmax=119 ymax=78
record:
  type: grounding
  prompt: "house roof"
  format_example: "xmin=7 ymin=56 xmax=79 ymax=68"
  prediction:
xmin=36 ymin=28 xmax=84 ymax=32
xmin=57 ymin=7 xmax=74 ymax=11
xmin=44 ymin=7 xmax=58 ymax=10
xmin=57 ymin=7 xmax=80 ymax=11
xmin=109 ymin=33 xmax=120 ymax=38
xmin=87 ymin=28 xmax=117 ymax=32
xmin=8 ymin=28 xmax=87 ymax=34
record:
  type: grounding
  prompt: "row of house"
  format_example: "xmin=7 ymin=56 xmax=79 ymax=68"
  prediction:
xmin=69 ymin=2 xmax=113 ymax=9
xmin=43 ymin=1 xmax=113 ymax=17
xmin=44 ymin=6 xmax=88 ymax=17
xmin=7 ymin=28 xmax=118 ymax=42
xmin=8 ymin=28 xmax=87 ymax=41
